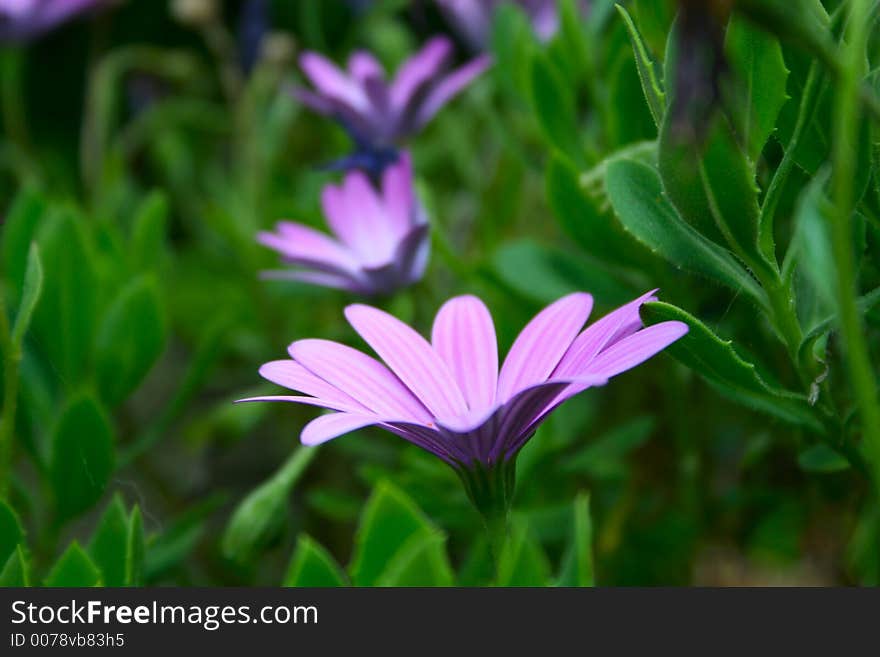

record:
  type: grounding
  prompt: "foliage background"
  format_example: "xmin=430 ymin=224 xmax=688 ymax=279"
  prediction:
xmin=1 ymin=0 xmax=879 ymax=586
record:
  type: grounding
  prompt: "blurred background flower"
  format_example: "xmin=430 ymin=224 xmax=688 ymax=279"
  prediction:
xmin=258 ymin=152 xmax=429 ymax=296
xmin=0 ymin=0 xmax=111 ymax=42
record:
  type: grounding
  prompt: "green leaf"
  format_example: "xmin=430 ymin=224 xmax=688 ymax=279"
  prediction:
xmin=0 ymin=545 xmax=29 ymax=586
xmin=724 ymin=17 xmax=789 ymax=160
xmin=130 ymin=191 xmax=168 ymax=272
xmin=88 ymin=495 xmax=128 ymax=586
xmin=376 ymin=531 xmax=455 ymax=587
xmin=798 ymin=444 xmax=851 ymax=473
xmin=50 ymin=394 xmax=115 ymax=522
xmin=95 ymin=275 xmax=167 ymax=406
xmin=492 ymin=239 xmax=634 ymax=306
xmin=786 ymin=172 xmax=835 ymax=311
xmin=491 ymin=2 xmax=538 ymax=99
xmin=496 ymin=519 xmax=551 ymax=586
xmin=616 ymin=4 xmax=665 ymax=127
xmin=0 ymin=500 xmax=23 ymax=567
xmin=547 ymin=154 xmax=638 ymax=266
xmin=350 ymin=481 xmax=438 ymax=587
xmin=605 ymin=158 xmax=765 ymax=304
xmin=572 ymin=493 xmax=594 ymax=586
xmin=659 ymin=116 xmax=768 ymax=272
xmin=144 ymin=494 xmax=224 ymax=581
xmin=2 ymin=188 xmax=46 ymax=301
xmin=222 ymin=447 xmax=317 ymax=562
xmin=125 ymin=505 xmax=144 ymax=586
xmin=640 ymin=301 xmax=822 ymax=431
xmin=32 ymin=210 xmax=97 ymax=386
xmin=283 ymin=535 xmax=347 ymax=587
xmin=11 ymin=243 xmax=43 ymax=347
xmin=45 ymin=542 xmax=102 ymax=587
xmin=529 ymin=52 xmax=582 ymax=164
xmin=801 ymin=287 xmax=880 ymax=350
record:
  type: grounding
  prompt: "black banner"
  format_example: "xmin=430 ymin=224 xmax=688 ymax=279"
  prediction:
xmin=0 ymin=587 xmax=876 ymax=652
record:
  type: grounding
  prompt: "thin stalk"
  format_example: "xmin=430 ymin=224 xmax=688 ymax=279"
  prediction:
xmin=0 ymin=296 xmax=21 ymax=500
xmin=830 ymin=0 xmax=880 ymax=489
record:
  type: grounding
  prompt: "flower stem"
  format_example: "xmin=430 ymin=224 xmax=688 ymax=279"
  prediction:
xmin=830 ymin=0 xmax=880 ymax=491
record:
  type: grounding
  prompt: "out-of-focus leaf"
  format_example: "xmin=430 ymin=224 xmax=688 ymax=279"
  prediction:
xmin=800 ymin=287 xmax=880 ymax=350
xmin=45 ymin=542 xmax=102 ymax=587
xmin=33 ymin=211 xmax=97 ymax=386
xmin=11 ymin=243 xmax=42 ymax=347
xmin=50 ymin=394 xmax=115 ymax=522
xmin=375 ymin=531 xmax=454 ymax=587
xmin=144 ymin=494 xmax=225 ymax=581
xmin=88 ymin=495 xmax=128 ymax=587
xmin=724 ymin=18 xmax=789 ymax=160
xmin=491 ymin=2 xmax=538 ymax=99
xmin=735 ymin=0 xmax=832 ymax=58
xmin=95 ymin=274 xmax=167 ymax=406
xmin=0 ymin=545 xmax=28 ymax=586
xmin=787 ymin=172 xmax=835 ymax=310
xmin=350 ymin=480 xmax=438 ymax=587
xmin=546 ymin=155 xmax=639 ymax=266
xmin=798 ymin=444 xmax=851 ymax=473
xmin=130 ymin=190 xmax=168 ymax=272
xmin=222 ymin=447 xmax=317 ymax=562
xmin=2 ymin=188 xmax=46 ymax=300
xmin=493 ymin=239 xmax=634 ymax=306
xmin=641 ymin=302 xmax=821 ymax=431
xmin=283 ymin=535 xmax=347 ymax=587
xmin=557 ymin=492 xmax=595 ymax=586
xmin=0 ymin=501 xmax=22 ymax=567
xmin=616 ymin=4 xmax=665 ymax=127
xmin=548 ymin=0 xmax=590 ymax=86
xmin=496 ymin=519 xmax=551 ymax=586
xmin=530 ymin=52 xmax=582 ymax=164
xmin=561 ymin=416 xmax=655 ymax=478
xmin=126 ymin=506 xmax=144 ymax=586
xmin=605 ymin=158 xmax=765 ymax=304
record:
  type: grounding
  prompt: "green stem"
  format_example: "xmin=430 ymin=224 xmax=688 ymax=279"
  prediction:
xmin=455 ymin=459 xmax=516 ymax=574
xmin=0 ymin=296 xmax=21 ymax=501
xmin=830 ymin=0 xmax=880 ymax=490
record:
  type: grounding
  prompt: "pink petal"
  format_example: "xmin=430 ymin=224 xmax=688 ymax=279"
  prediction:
xmin=236 ymin=395 xmax=362 ymax=413
xmin=258 ymin=360 xmax=365 ymax=413
xmin=259 ymin=269 xmax=366 ymax=294
xmin=257 ymin=221 xmax=360 ymax=273
xmin=555 ymin=289 xmax=658 ymax=377
xmin=381 ymin=152 xmax=416 ymax=237
xmin=496 ymin=292 xmax=594 ymax=402
xmin=390 ymin=36 xmax=452 ymax=111
xmin=326 ymin=172 xmax=397 ymax=267
xmin=345 ymin=304 xmax=469 ymax=420
xmin=348 ymin=50 xmax=385 ymax=83
xmin=301 ymin=413 xmax=378 ymax=446
xmin=410 ymin=53 xmax=491 ymax=131
xmin=289 ymin=339 xmax=431 ymax=423
xmin=431 ymin=295 xmax=498 ymax=413
xmin=299 ymin=51 xmax=369 ymax=111
xmin=585 ymin=321 xmax=688 ymax=379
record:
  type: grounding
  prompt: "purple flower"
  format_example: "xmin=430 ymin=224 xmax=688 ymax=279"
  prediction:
xmin=257 ymin=152 xmax=429 ymax=297
xmin=0 ymin=0 xmax=106 ymax=42
xmin=434 ymin=0 xmax=564 ymax=50
xmin=242 ymin=290 xmax=687 ymax=513
xmin=294 ymin=35 xmax=491 ymax=149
